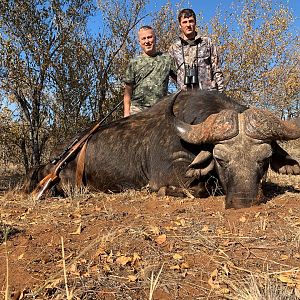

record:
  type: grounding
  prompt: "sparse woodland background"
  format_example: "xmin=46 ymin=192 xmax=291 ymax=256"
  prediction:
xmin=0 ymin=0 xmax=299 ymax=173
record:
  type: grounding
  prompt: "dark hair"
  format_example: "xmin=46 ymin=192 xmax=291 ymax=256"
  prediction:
xmin=139 ymin=25 xmax=154 ymax=31
xmin=178 ymin=8 xmax=196 ymax=23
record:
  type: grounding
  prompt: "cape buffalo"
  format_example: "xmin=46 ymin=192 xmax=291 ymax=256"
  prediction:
xmin=24 ymin=90 xmax=300 ymax=209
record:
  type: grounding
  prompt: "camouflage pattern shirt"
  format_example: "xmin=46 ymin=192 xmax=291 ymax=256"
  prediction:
xmin=124 ymin=52 xmax=177 ymax=109
xmin=169 ymin=33 xmax=224 ymax=92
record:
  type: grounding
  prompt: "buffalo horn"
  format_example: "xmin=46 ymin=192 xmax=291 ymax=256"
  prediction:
xmin=244 ymin=108 xmax=300 ymax=140
xmin=188 ymin=151 xmax=212 ymax=168
xmin=166 ymin=91 xmax=239 ymax=144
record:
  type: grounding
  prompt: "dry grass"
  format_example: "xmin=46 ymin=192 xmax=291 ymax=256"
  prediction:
xmin=0 ymin=141 xmax=299 ymax=299
xmin=61 ymin=182 xmax=91 ymax=199
xmin=1 ymin=187 xmax=300 ymax=299
xmin=225 ymin=274 xmax=298 ymax=300
xmin=3 ymin=228 xmax=10 ymax=300
xmin=149 ymin=263 xmax=164 ymax=300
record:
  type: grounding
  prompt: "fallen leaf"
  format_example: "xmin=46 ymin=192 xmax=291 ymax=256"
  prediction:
xmin=216 ymin=288 xmax=230 ymax=295
xmin=103 ymin=263 xmax=111 ymax=272
xmin=201 ymin=225 xmax=210 ymax=232
xmin=164 ymin=225 xmax=178 ymax=231
xmin=127 ymin=275 xmax=137 ymax=282
xmin=208 ymin=268 xmax=220 ymax=289
xmin=106 ymin=251 xmax=114 ymax=263
xmin=181 ymin=262 xmax=190 ymax=269
xmin=254 ymin=212 xmax=261 ymax=218
xmin=173 ymin=253 xmax=183 ymax=260
xmin=276 ymin=272 xmax=299 ymax=285
xmin=181 ymin=269 xmax=188 ymax=278
xmin=221 ymin=264 xmax=230 ymax=276
xmin=70 ymin=223 xmax=82 ymax=235
xmin=170 ymin=264 xmax=180 ymax=270
xmin=217 ymin=228 xmax=229 ymax=235
xmin=93 ymin=245 xmax=106 ymax=258
xmin=89 ymin=265 xmax=99 ymax=274
xmin=222 ymin=240 xmax=232 ymax=247
xmin=168 ymin=241 xmax=174 ymax=252
xmin=174 ymin=219 xmax=186 ymax=226
xmin=156 ymin=234 xmax=167 ymax=245
xmin=17 ymin=253 xmax=24 ymax=260
xmin=132 ymin=252 xmax=141 ymax=264
xmin=116 ymin=255 xmax=132 ymax=266
xmin=69 ymin=263 xmax=80 ymax=276
xmin=279 ymin=255 xmax=289 ymax=261
xmin=239 ymin=216 xmax=246 ymax=223
xmin=149 ymin=225 xmax=160 ymax=235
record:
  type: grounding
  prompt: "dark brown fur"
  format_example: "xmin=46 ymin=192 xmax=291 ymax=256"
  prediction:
xmin=24 ymin=90 xmax=300 ymax=208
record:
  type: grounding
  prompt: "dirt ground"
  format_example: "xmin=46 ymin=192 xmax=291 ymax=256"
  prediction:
xmin=0 ymin=170 xmax=300 ymax=299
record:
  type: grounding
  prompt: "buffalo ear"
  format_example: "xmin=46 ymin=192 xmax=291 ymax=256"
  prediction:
xmin=270 ymin=142 xmax=300 ymax=175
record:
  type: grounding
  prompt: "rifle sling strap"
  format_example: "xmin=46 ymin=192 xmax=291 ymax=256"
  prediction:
xmin=76 ymin=140 xmax=88 ymax=187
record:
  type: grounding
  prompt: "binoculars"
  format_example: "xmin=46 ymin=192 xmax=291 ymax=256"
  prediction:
xmin=184 ymin=63 xmax=199 ymax=88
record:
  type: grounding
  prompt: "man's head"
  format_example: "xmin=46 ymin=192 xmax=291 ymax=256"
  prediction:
xmin=138 ymin=26 xmax=156 ymax=56
xmin=178 ymin=9 xmax=196 ymax=39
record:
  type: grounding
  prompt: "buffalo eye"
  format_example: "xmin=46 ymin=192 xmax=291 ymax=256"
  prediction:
xmin=214 ymin=157 xmax=228 ymax=168
xmin=257 ymin=157 xmax=270 ymax=168
xmin=213 ymin=146 xmax=230 ymax=168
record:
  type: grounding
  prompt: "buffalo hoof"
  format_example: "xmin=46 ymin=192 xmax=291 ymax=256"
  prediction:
xmin=157 ymin=186 xmax=195 ymax=198
xmin=278 ymin=162 xmax=300 ymax=175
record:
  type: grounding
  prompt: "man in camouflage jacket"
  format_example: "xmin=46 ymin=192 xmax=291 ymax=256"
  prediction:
xmin=169 ymin=9 xmax=224 ymax=92
xmin=123 ymin=26 xmax=177 ymax=117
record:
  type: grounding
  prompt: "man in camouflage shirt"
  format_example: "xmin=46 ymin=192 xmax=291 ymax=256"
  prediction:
xmin=169 ymin=9 xmax=224 ymax=92
xmin=123 ymin=26 xmax=177 ymax=117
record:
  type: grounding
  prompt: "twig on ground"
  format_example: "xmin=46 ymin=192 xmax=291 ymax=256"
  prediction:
xmin=61 ymin=236 xmax=72 ymax=300
xmin=149 ymin=263 xmax=164 ymax=300
xmin=4 ymin=227 xmax=11 ymax=300
xmin=31 ymin=228 xmax=126 ymax=297
xmin=5 ymin=254 xmax=10 ymax=300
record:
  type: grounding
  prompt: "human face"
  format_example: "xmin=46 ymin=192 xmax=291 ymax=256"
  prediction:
xmin=138 ymin=28 xmax=156 ymax=56
xmin=179 ymin=16 xmax=196 ymax=39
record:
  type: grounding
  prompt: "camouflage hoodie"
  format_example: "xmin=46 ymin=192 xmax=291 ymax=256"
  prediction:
xmin=169 ymin=33 xmax=224 ymax=92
